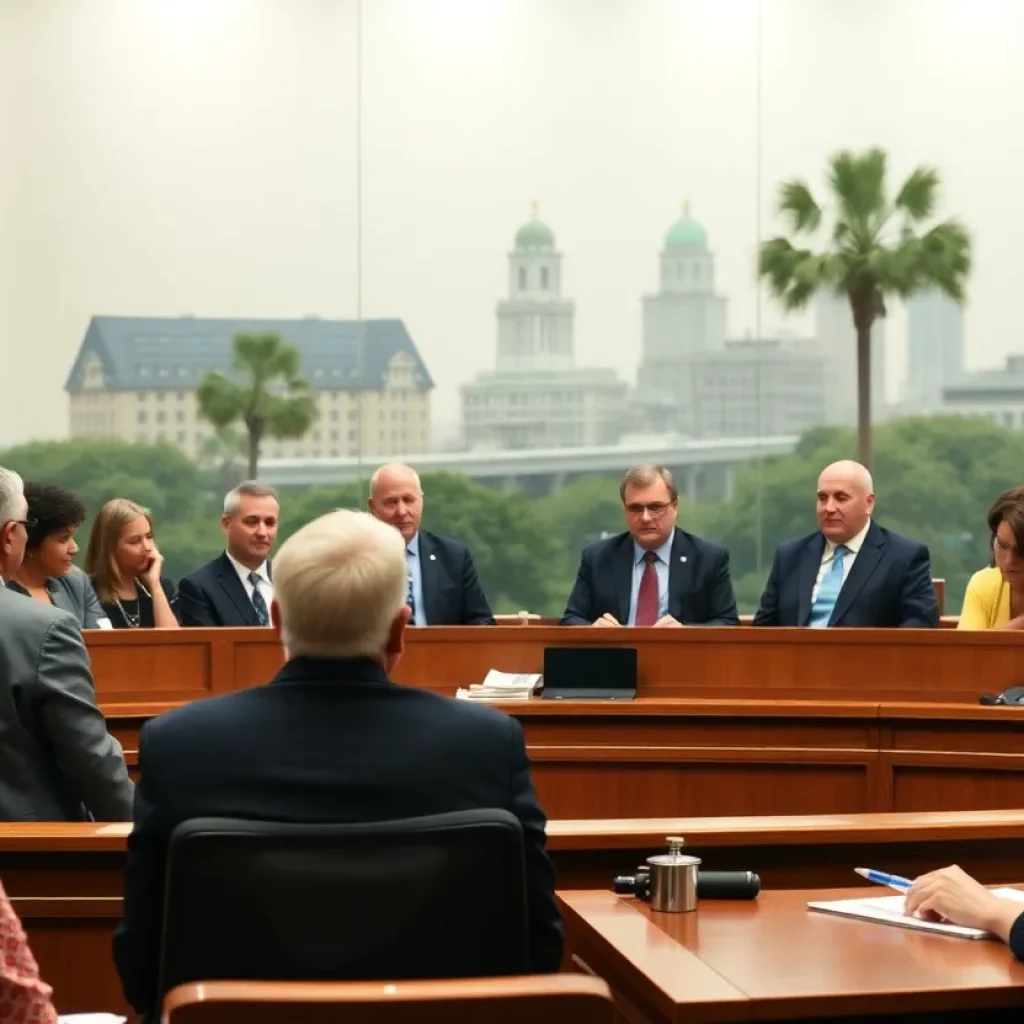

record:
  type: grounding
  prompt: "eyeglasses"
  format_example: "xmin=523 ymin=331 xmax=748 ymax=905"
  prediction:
xmin=625 ymin=502 xmax=672 ymax=518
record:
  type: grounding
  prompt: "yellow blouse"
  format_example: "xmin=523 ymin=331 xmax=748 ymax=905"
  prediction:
xmin=957 ymin=565 xmax=1011 ymax=630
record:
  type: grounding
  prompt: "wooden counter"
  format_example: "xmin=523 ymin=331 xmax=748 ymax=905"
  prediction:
xmin=560 ymin=887 xmax=1024 ymax=1022
xmin=7 ymin=811 xmax=1024 ymax=1014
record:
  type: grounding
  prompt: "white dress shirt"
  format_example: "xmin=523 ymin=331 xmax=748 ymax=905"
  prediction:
xmin=810 ymin=519 xmax=871 ymax=604
xmin=225 ymin=550 xmax=273 ymax=623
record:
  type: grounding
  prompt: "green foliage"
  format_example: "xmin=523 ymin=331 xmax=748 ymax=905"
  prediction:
xmin=3 ymin=414 xmax=1018 ymax=617
xmin=196 ymin=332 xmax=317 ymax=478
xmin=759 ymin=147 xmax=971 ymax=467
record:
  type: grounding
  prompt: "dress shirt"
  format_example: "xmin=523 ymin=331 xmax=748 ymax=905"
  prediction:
xmin=225 ymin=550 xmax=273 ymax=623
xmin=811 ymin=519 xmax=871 ymax=604
xmin=406 ymin=532 xmax=426 ymax=626
xmin=628 ymin=536 xmax=672 ymax=625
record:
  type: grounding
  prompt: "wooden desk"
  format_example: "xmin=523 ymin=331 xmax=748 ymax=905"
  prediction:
xmin=7 ymin=811 xmax=1024 ymax=1015
xmin=560 ymin=888 xmax=1024 ymax=1022
xmin=88 ymin=628 xmax=1024 ymax=819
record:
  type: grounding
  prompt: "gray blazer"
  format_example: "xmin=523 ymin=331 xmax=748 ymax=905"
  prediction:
xmin=0 ymin=585 xmax=134 ymax=821
xmin=5 ymin=566 xmax=109 ymax=629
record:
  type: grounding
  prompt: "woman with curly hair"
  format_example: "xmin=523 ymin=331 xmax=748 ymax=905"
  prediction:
xmin=7 ymin=482 xmax=110 ymax=629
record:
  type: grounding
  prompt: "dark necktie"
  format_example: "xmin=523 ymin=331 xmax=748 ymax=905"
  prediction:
xmin=248 ymin=572 xmax=269 ymax=627
xmin=406 ymin=562 xmax=416 ymax=622
xmin=635 ymin=550 xmax=659 ymax=626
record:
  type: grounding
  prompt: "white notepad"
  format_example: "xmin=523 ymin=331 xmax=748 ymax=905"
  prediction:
xmin=807 ymin=887 xmax=1024 ymax=939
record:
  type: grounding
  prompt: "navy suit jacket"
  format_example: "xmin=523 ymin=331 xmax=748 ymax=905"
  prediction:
xmin=112 ymin=656 xmax=562 ymax=1016
xmin=753 ymin=520 xmax=939 ymax=628
xmin=417 ymin=531 xmax=494 ymax=626
xmin=178 ymin=552 xmax=267 ymax=628
xmin=561 ymin=528 xmax=739 ymax=626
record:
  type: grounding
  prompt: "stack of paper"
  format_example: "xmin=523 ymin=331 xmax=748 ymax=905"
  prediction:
xmin=456 ymin=669 xmax=542 ymax=701
xmin=807 ymin=887 xmax=1024 ymax=939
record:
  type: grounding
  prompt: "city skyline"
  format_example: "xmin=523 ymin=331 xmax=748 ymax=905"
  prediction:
xmin=3 ymin=0 xmax=1021 ymax=447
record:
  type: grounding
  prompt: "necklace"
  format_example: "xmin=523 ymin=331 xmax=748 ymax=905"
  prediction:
xmin=113 ymin=580 xmax=150 ymax=629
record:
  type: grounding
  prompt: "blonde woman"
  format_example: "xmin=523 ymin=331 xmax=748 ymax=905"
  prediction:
xmin=85 ymin=499 xmax=179 ymax=629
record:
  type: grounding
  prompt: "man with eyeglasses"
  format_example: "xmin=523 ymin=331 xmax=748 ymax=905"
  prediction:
xmin=0 ymin=465 xmax=133 ymax=821
xmin=561 ymin=464 xmax=739 ymax=627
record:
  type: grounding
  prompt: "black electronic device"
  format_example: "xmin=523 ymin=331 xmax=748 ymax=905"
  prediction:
xmin=542 ymin=646 xmax=637 ymax=700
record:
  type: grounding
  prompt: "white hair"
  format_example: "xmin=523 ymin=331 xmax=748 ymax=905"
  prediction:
xmin=223 ymin=480 xmax=278 ymax=516
xmin=369 ymin=462 xmax=422 ymax=497
xmin=273 ymin=509 xmax=407 ymax=659
xmin=0 ymin=466 xmax=26 ymax=524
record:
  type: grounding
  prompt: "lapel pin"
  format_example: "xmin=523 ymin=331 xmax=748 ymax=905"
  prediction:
xmin=680 ymin=555 xmax=687 ymax=563
xmin=429 ymin=553 xmax=437 ymax=561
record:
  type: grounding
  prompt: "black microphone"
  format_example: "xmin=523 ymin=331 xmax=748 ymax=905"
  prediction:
xmin=613 ymin=869 xmax=760 ymax=901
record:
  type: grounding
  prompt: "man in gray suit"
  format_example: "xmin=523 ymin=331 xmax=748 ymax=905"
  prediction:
xmin=0 ymin=466 xmax=133 ymax=821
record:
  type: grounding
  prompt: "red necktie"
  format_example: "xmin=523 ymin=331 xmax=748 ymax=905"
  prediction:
xmin=635 ymin=550 xmax=659 ymax=626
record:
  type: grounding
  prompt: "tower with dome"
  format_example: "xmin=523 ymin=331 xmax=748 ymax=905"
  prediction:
xmin=633 ymin=204 xmax=829 ymax=437
xmin=460 ymin=207 xmax=628 ymax=450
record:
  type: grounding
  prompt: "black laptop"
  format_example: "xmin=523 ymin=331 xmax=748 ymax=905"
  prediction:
xmin=542 ymin=646 xmax=638 ymax=700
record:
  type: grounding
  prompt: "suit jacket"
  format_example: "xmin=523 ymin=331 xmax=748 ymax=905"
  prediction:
xmin=752 ymin=520 xmax=939 ymax=628
xmin=178 ymin=552 xmax=267 ymax=628
xmin=0 ymin=586 xmax=134 ymax=822
xmin=560 ymin=528 xmax=739 ymax=626
xmin=6 ymin=566 xmax=107 ymax=629
xmin=416 ymin=531 xmax=494 ymax=625
xmin=113 ymin=656 xmax=562 ymax=1016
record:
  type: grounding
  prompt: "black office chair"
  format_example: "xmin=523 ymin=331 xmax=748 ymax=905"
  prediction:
xmin=156 ymin=809 xmax=529 ymax=1004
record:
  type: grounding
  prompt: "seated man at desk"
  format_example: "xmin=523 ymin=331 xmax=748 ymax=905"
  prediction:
xmin=114 ymin=509 xmax=561 ymax=1017
xmin=753 ymin=460 xmax=938 ymax=628
xmin=561 ymin=464 xmax=738 ymax=627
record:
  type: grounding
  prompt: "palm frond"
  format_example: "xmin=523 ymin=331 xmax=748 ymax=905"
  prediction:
xmin=777 ymin=180 xmax=822 ymax=235
xmin=828 ymin=148 xmax=888 ymax=229
xmin=758 ymin=239 xmax=838 ymax=310
xmin=894 ymin=166 xmax=939 ymax=222
xmin=196 ymin=372 xmax=247 ymax=427
xmin=914 ymin=220 xmax=972 ymax=302
xmin=263 ymin=393 xmax=318 ymax=439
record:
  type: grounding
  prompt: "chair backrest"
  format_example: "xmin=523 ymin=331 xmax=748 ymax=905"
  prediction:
xmin=158 ymin=810 xmax=529 ymax=1003
xmin=162 ymin=975 xmax=614 ymax=1024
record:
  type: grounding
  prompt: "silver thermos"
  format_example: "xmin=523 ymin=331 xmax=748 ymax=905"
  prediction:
xmin=646 ymin=836 xmax=702 ymax=913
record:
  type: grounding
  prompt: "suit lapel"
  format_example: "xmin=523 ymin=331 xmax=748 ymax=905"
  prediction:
xmin=797 ymin=533 xmax=826 ymax=627
xmin=613 ymin=537 xmax=635 ymax=625
xmin=418 ymin=532 xmax=447 ymax=624
xmin=217 ymin=554 xmax=259 ymax=627
xmin=667 ymin=529 xmax=690 ymax=618
xmin=829 ymin=521 xmax=884 ymax=626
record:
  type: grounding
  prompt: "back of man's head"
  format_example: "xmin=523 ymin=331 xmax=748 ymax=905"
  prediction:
xmin=271 ymin=509 xmax=409 ymax=664
xmin=0 ymin=466 xmax=27 ymax=580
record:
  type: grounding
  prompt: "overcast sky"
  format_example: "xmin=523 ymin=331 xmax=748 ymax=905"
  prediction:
xmin=2 ymin=0 xmax=1022 ymax=446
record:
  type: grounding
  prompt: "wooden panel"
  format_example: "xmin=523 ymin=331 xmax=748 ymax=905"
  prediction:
xmin=89 ymin=637 xmax=213 ymax=702
xmin=530 ymin=762 xmax=874 ymax=820
xmin=891 ymin=766 xmax=1024 ymax=812
xmin=84 ymin=626 xmax=1024 ymax=704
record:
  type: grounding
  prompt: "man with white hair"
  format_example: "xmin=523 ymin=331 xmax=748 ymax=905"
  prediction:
xmin=114 ymin=509 xmax=561 ymax=1017
xmin=0 ymin=466 xmax=134 ymax=821
xmin=367 ymin=462 xmax=494 ymax=625
xmin=754 ymin=459 xmax=938 ymax=628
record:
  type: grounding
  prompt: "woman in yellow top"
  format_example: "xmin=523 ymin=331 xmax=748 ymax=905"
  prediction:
xmin=959 ymin=486 xmax=1024 ymax=629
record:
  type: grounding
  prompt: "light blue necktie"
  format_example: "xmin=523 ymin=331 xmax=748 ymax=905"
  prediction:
xmin=808 ymin=545 xmax=848 ymax=628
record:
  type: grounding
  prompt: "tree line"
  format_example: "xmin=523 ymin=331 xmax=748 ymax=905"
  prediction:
xmin=1 ymin=413 xmax=1014 ymax=617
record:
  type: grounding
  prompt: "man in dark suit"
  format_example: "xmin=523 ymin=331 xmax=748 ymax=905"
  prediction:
xmin=179 ymin=481 xmax=279 ymax=627
xmin=0 ymin=466 xmax=133 ymax=821
xmin=753 ymin=459 xmax=938 ymax=628
xmin=367 ymin=463 xmax=494 ymax=625
xmin=561 ymin=464 xmax=739 ymax=626
xmin=113 ymin=509 xmax=561 ymax=1017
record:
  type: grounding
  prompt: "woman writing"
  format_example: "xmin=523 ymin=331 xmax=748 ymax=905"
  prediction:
xmin=7 ymin=482 xmax=109 ymax=628
xmin=959 ymin=486 xmax=1024 ymax=630
xmin=85 ymin=499 xmax=179 ymax=629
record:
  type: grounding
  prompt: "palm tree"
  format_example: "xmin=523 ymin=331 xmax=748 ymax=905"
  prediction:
xmin=196 ymin=332 xmax=317 ymax=478
xmin=759 ymin=148 xmax=970 ymax=469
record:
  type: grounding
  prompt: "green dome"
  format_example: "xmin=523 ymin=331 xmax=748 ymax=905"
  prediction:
xmin=664 ymin=208 xmax=707 ymax=250
xmin=515 ymin=206 xmax=555 ymax=249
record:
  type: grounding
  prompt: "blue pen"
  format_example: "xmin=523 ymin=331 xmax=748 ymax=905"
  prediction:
xmin=854 ymin=867 xmax=913 ymax=893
